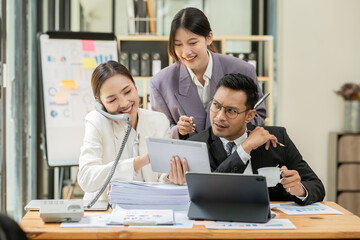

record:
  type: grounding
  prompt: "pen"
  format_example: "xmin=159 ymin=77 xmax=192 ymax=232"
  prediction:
xmin=246 ymin=129 xmax=285 ymax=147
xmin=254 ymin=93 xmax=270 ymax=110
xmin=184 ymin=115 xmax=196 ymax=127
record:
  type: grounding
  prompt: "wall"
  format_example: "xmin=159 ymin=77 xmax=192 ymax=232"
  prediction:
xmin=277 ymin=0 xmax=360 ymax=200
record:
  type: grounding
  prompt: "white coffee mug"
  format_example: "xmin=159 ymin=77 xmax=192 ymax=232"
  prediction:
xmin=257 ymin=167 xmax=284 ymax=187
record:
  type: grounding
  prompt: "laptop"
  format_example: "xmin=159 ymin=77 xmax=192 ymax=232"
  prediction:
xmin=185 ymin=172 xmax=272 ymax=223
xmin=146 ymin=137 xmax=211 ymax=174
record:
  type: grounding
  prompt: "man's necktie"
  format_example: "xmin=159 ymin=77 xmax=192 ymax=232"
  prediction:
xmin=225 ymin=141 xmax=236 ymax=156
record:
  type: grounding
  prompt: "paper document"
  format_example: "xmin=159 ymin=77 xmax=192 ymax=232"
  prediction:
xmin=129 ymin=211 xmax=194 ymax=229
xmin=61 ymin=212 xmax=112 ymax=227
xmin=206 ymin=219 xmax=296 ymax=229
xmin=270 ymin=203 xmax=282 ymax=209
xmin=276 ymin=203 xmax=343 ymax=215
xmin=108 ymin=208 xmax=174 ymax=225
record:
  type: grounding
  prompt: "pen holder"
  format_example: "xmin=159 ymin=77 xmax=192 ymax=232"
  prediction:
xmin=344 ymin=100 xmax=360 ymax=132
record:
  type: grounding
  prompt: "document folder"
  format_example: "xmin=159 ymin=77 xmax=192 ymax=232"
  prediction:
xmin=185 ymin=172 xmax=271 ymax=223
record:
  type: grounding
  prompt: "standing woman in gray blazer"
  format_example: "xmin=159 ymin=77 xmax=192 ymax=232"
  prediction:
xmin=150 ymin=7 xmax=266 ymax=139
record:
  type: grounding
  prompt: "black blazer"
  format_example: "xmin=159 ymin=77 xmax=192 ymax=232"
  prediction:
xmin=189 ymin=124 xmax=325 ymax=205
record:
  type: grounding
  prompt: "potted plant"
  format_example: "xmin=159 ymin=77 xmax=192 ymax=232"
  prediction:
xmin=335 ymin=83 xmax=360 ymax=132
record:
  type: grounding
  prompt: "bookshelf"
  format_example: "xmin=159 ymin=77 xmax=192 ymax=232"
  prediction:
xmin=118 ymin=35 xmax=274 ymax=125
xmin=329 ymin=133 xmax=360 ymax=216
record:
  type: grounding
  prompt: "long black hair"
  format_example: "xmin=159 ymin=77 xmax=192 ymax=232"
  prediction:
xmin=168 ymin=7 xmax=217 ymax=62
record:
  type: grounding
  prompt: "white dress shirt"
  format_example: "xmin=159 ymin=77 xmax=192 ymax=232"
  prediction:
xmin=186 ymin=50 xmax=213 ymax=111
xmin=220 ymin=131 xmax=253 ymax=174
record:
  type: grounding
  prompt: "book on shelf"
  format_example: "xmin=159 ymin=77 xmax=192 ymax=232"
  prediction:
xmin=147 ymin=0 xmax=155 ymax=34
xmin=126 ymin=0 xmax=136 ymax=34
xmin=156 ymin=0 xmax=163 ymax=35
xmin=136 ymin=0 xmax=148 ymax=33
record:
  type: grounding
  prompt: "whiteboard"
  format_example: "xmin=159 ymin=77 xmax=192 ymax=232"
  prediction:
xmin=39 ymin=32 xmax=118 ymax=166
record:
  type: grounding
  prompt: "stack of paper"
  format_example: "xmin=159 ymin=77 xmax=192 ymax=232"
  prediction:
xmin=108 ymin=181 xmax=190 ymax=211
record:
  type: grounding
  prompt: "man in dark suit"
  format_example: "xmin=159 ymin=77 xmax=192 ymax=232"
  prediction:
xmin=169 ymin=73 xmax=325 ymax=205
xmin=0 ymin=213 xmax=28 ymax=240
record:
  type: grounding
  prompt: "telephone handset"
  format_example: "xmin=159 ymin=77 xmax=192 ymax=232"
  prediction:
xmin=94 ymin=101 xmax=130 ymax=122
xmin=86 ymin=101 xmax=132 ymax=209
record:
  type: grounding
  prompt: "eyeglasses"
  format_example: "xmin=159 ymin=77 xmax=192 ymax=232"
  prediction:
xmin=210 ymin=99 xmax=249 ymax=119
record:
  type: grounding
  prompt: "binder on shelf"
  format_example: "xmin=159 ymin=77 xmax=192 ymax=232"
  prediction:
xmin=139 ymin=95 xmax=144 ymax=108
xmin=247 ymin=52 xmax=257 ymax=71
xmin=130 ymin=52 xmax=140 ymax=76
xmin=238 ymin=53 xmax=246 ymax=60
xmin=151 ymin=52 xmax=162 ymax=76
xmin=146 ymin=94 xmax=151 ymax=110
xmin=139 ymin=94 xmax=150 ymax=109
xmin=230 ymin=52 xmax=258 ymax=72
xmin=119 ymin=52 xmax=130 ymax=70
xmin=140 ymin=52 xmax=150 ymax=76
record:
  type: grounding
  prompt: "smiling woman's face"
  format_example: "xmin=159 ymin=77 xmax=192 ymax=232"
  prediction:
xmin=99 ymin=74 xmax=139 ymax=128
xmin=173 ymin=27 xmax=212 ymax=76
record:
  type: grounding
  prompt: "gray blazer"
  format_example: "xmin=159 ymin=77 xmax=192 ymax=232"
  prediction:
xmin=150 ymin=52 xmax=266 ymax=139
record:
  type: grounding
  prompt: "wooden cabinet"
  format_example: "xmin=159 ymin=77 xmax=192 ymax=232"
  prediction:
xmin=118 ymin=35 xmax=274 ymax=125
xmin=329 ymin=133 xmax=360 ymax=216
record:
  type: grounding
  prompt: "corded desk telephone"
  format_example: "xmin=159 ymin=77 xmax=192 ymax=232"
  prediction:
xmin=38 ymin=102 xmax=129 ymax=222
xmin=39 ymin=199 xmax=84 ymax=223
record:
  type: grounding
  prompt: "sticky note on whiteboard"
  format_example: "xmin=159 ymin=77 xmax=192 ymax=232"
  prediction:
xmin=61 ymin=80 xmax=78 ymax=90
xmin=82 ymin=40 xmax=96 ymax=52
xmin=82 ymin=58 xmax=97 ymax=69
xmin=55 ymin=92 xmax=67 ymax=105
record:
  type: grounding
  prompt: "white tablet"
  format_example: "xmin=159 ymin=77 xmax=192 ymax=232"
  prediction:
xmin=146 ymin=137 xmax=211 ymax=174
